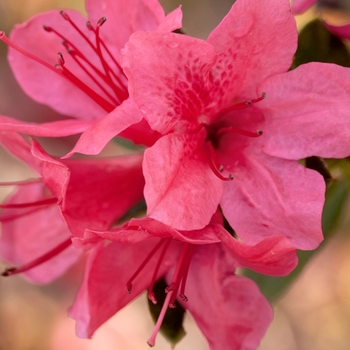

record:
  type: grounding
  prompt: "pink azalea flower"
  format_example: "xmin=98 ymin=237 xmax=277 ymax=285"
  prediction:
xmin=291 ymin=0 xmax=317 ymax=14
xmin=0 ymin=132 xmax=145 ymax=283
xmin=121 ymin=0 xmax=350 ymax=249
xmin=291 ymin=0 xmax=350 ymax=39
xmin=70 ymin=215 xmax=297 ymax=349
xmin=0 ymin=0 xmax=182 ymax=154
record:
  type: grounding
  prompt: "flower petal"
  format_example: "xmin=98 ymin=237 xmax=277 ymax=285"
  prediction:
xmin=220 ymin=151 xmax=325 ymax=250
xmin=143 ymin=132 xmax=223 ymax=230
xmin=69 ymin=239 xmax=179 ymax=338
xmin=65 ymin=98 xmax=155 ymax=157
xmin=261 ymin=62 xmax=350 ymax=159
xmin=122 ymin=31 xmax=217 ymax=134
xmin=216 ymin=228 xmax=298 ymax=276
xmin=0 ymin=183 xmax=79 ymax=284
xmin=86 ymin=0 xmax=166 ymax=50
xmin=182 ymin=244 xmax=273 ymax=350
xmin=207 ymin=0 xmax=297 ymax=97
xmin=0 ymin=115 xmax=93 ymax=137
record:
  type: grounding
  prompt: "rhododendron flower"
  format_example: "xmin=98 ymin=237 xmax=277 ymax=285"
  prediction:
xmin=291 ymin=0 xmax=317 ymax=14
xmin=291 ymin=0 xmax=350 ymax=39
xmin=0 ymin=0 xmax=182 ymax=153
xmin=70 ymin=214 xmax=297 ymax=350
xmin=121 ymin=0 xmax=350 ymax=250
xmin=0 ymin=132 xmax=145 ymax=283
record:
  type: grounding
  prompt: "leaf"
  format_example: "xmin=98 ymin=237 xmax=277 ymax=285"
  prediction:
xmin=147 ymin=278 xmax=186 ymax=346
xmin=292 ymin=18 xmax=350 ymax=69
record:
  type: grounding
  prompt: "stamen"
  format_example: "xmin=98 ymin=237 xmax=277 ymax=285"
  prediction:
xmin=0 ymin=31 xmax=61 ymax=74
xmin=148 ymin=238 xmax=172 ymax=304
xmin=205 ymin=141 xmax=234 ymax=181
xmin=0 ymin=178 xmax=42 ymax=186
xmin=147 ymin=243 xmax=195 ymax=347
xmin=147 ymin=291 xmax=174 ymax=347
xmin=218 ymin=92 xmax=266 ymax=116
xmin=0 ymin=197 xmax=57 ymax=209
xmin=1 ymin=238 xmax=72 ymax=276
xmin=216 ymin=126 xmax=263 ymax=138
xmin=126 ymin=239 xmax=166 ymax=294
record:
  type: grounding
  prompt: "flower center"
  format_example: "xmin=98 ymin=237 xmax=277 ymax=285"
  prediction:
xmin=0 ymin=11 xmax=128 ymax=112
xmin=126 ymin=237 xmax=195 ymax=347
xmin=203 ymin=93 xmax=266 ymax=181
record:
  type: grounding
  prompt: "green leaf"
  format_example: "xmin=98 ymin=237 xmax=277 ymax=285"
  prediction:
xmin=242 ymin=178 xmax=348 ymax=301
xmin=292 ymin=18 xmax=350 ymax=69
xmin=147 ymin=279 xmax=186 ymax=346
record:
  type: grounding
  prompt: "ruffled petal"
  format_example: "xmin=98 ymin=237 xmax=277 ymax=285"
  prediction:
xmin=207 ymin=0 xmax=297 ymax=97
xmin=182 ymin=244 xmax=273 ymax=350
xmin=260 ymin=62 xmax=350 ymax=159
xmin=0 ymin=115 xmax=93 ymax=137
xmin=87 ymin=217 xmax=221 ymax=244
xmin=216 ymin=227 xmax=298 ymax=276
xmin=220 ymin=151 xmax=325 ymax=250
xmin=65 ymin=98 xmax=146 ymax=156
xmin=143 ymin=132 xmax=223 ymax=230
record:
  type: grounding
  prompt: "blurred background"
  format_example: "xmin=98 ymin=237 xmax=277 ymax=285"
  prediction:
xmin=2 ymin=0 xmax=350 ymax=349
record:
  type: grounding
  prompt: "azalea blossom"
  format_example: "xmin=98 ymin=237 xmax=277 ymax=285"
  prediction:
xmin=291 ymin=0 xmax=350 ymax=39
xmin=0 ymin=131 xmax=145 ymax=283
xmin=0 ymin=0 xmax=182 ymax=153
xmin=70 ymin=214 xmax=297 ymax=350
xmin=291 ymin=0 xmax=317 ymax=14
xmin=120 ymin=0 xmax=350 ymax=250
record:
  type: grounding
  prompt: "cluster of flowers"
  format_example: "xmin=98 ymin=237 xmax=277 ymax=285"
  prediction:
xmin=1 ymin=0 xmax=350 ymax=348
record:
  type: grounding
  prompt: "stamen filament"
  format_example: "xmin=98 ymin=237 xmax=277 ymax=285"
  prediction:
xmin=148 ymin=238 xmax=172 ymax=304
xmin=2 ymin=238 xmax=72 ymax=276
xmin=218 ymin=92 xmax=266 ymax=116
xmin=0 ymin=178 xmax=42 ymax=186
xmin=147 ymin=290 xmax=174 ymax=347
xmin=0 ymin=197 xmax=57 ymax=209
xmin=205 ymin=141 xmax=233 ymax=181
xmin=0 ymin=31 xmax=61 ymax=74
xmin=126 ymin=239 xmax=166 ymax=293
xmin=216 ymin=126 xmax=262 ymax=138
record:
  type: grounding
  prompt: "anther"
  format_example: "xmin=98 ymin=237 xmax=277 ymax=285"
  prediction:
xmin=57 ymin=52 xmax=65 ymax=65
xmin=43 ymin=25 xmax=52 ymax=32
xmin=60 ymin=10 xmax=70 ymax=21
xmin=97 ymin=17 xmax=107 ymax=27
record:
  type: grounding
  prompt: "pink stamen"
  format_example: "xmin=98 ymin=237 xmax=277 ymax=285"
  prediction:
xmin=126 ymin=239 xmax=166 ymax=294
xmin=216 ymin=126 xmax=263 ymax=138
xmin=147 ymin=238 xmax=172 ymax=304
xmin=147 ymin=291 xmax=174 ymax=347
xmin=147 ymin=244 xmax=195 ymax=346
xmin=1 ymin=238 xmax=72 ymax=276
xmin=0 ymin=178 xmax=42 ymax=186
xmin=218 ymin=92 xmax=266 ymax=116
xmin=205 ymin=141 xmax=234 ymax=181
xmin=0 ymin=197 xmax=57 ymax=209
